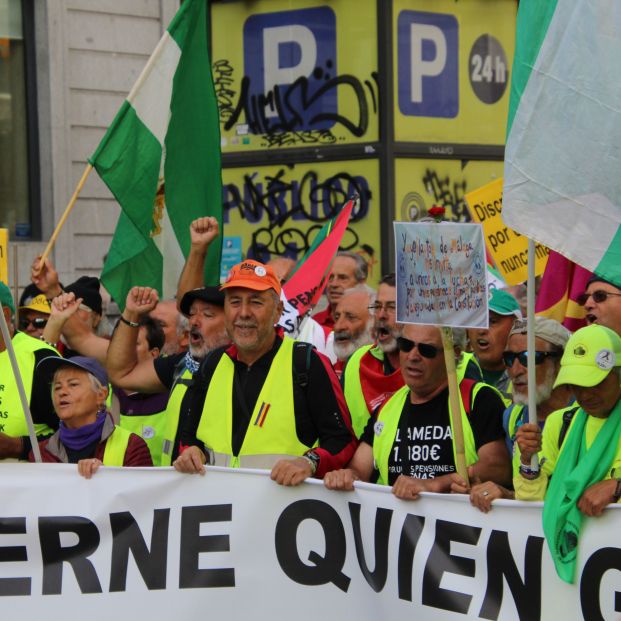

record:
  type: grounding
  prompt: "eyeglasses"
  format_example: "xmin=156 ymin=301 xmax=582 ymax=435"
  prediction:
xmin=577 ymin=290 xmax=621 ymax=306
xmin=502 ymin=350 xmax=561 ymax=367
xmin=368 ymin=302 xmax=396 ymax=313
xmin=396 ymin=337 xmax=440 ymax=359
xmin=19 ymin=317 xmax=48 ymax=330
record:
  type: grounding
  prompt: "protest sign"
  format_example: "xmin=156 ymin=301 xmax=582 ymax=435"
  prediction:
xmin=1 ymin=464 xmax=620 ymax=620
xmin=394 ymin=222 xmax=487 ymax=328
xmin=0 ymin=229 xmax=7 ymax=284
xmin=465 ymin=178 xmax=549 ymax=285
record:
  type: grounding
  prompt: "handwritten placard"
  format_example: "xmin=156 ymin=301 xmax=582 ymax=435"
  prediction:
xmin=394 ymin=222 xmax=488 ymax=328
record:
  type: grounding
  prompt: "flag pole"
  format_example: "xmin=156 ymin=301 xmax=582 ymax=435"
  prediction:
xmin=0 ymin=301 xmax=42 ymax=462
xmin=441 ymin=326 xmax=469 ymax=485
xmin=38 ymin=163 xmax=93 ymax=271
xmin=526 ymin=238 xmax=539 ymax=471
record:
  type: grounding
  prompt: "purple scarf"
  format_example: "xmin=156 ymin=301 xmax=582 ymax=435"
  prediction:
xmin=59 ymin=411 xmax=106 ymax=451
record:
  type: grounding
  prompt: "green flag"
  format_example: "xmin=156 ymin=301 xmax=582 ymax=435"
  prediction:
xmin=90 ymin=0 xmax=222 ymax=310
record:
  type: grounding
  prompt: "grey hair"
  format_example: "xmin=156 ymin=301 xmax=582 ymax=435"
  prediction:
xmin=336 ymin=251 xmax=368 ymax=283
xmin=341 ymin=285 xmax=376 ymax=307
xmin=176 ymin=313 xmax=189 ymax=338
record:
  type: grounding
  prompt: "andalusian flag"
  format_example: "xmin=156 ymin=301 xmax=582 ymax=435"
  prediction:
xmin=503 ymin=0 xmax=621 ymax=285
xmin=90 ymin=0 xmax=221 ymax=309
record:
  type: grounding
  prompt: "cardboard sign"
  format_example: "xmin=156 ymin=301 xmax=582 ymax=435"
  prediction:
xmin=466 ymin=178 xmax=549 ymax=285
xmin=394 ymin=221 xmax=488 ymax=328
xmin=0 ymin=228 xmax=8 ymax=285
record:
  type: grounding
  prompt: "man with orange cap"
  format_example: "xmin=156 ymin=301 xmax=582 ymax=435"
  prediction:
xmin=174 ymin=259 xmax=357 ymax=485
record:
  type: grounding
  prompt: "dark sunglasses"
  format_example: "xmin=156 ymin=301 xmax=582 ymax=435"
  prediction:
xmin=396 ymin=337 xmax=440 ymax=359
xmin=577 ymin=290 xmax=621 ymax=306
xmin=19 ymin=317 xmax=48 ymax=330
xmin=502 ymin=350 xmax=561 ymax=367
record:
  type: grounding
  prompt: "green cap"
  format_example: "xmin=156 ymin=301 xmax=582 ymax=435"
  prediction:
xmin=553 ymin=324 xmax=621 ymax=388
xmin=0 ymin=281 xmax=15 ymax=314
xmin=488 ymin=288 xmax=522 ymax=319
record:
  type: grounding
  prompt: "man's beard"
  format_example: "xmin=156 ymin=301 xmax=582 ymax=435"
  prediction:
xmin=188 ymin=329 xmax=229 ymax=360
xmin=375 ymin=322 xmax=400 ymax=354
xmin=512 ymin=366 xmax=555 ymax=406
xmin=333 ymin=327 xmax=373 ymax=361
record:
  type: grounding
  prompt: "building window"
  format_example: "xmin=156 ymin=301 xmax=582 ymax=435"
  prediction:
xmin=0 ymin=0 xmax=33 ymax=239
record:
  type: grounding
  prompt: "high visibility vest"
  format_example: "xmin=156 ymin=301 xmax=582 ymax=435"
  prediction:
xmin=158 ymin=368 xmax=193 ymax=466
xmin=196 ymin=336 xmax=310 ymax=469
xmin=0 ymin=333 xmax=58 ymax=438
xmin=101 ymin=425 xmax=133 ymax=466
xmin=373 ymin=384 xmax=480 ymax=486
xmin=119 ymin=392 xmax=169 ymax=466
xmin=343 ymin=344 xmax=375 ymax=439
xmin=505 ymin=403 xmax=527 ymax=474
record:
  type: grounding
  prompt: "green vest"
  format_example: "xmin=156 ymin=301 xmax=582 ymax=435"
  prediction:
xmin=196 ymin=336 xmax=310 ymax=468
xmin=119 ymin=395 xmax=169 ymax=466
xmin=343 ymin=344 xmax=374 ymax=439
xmin=102 ymin=425 xmax=133 ymax=466
xmin=157 ymin=368 xmax=193 ymax=466
xmin=373 ymin=384 xmax=480 ymax=486
xmin=0 ymin=333 xmax=58 ymax=438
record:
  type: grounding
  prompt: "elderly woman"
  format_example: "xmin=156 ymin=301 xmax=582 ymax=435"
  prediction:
xmin=32 ymin=356 xmax=152 ymax=476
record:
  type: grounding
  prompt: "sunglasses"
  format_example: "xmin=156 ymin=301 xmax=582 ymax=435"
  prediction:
xmin=502 ymin=350 xmax=561 ymax=367
xmin=19 ymin=317 xmax=48 ymax=330
xmin=577 ymin=290 xmax=621 ymax=306
xmin=396 ymin=337 xmax=440 ymax=359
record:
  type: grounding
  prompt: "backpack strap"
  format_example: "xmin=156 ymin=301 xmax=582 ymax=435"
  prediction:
xmin=292 ymin=341 xmax=314 ymax=389
xmin=558 ymin=406 xmax=580 ymax=449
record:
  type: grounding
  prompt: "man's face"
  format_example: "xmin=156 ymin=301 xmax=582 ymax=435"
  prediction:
xmin=224 ymin=288 xmax=282 ymax=358
xmin=571 ymin=371 xmax=621 ymax=418
xmin=135 ymin=326 xmax=159 ymax=363
xmin=326 ymin=256 xmax=359 ymax=305
xmin=372 ymin=283 xmax=398 ymax=353
xmin=19 ymin=310 xmax=49 ymax=338
xmin=467 ymin=312 xmax=514 ymax=371
xmin=332 ymin=291 xmax=372 ymax=361
xmin=506 ymin=334 xmax=560 ymax=406
xmin=187 ymin=299 xmax=228 ymax=359
xmin=583 ymin=282 xmax=621 ymax=336
xmin=399 ymin=324 xmax=446 ymax=399
xmin=150 ymin=301 xmax=182 ymax=355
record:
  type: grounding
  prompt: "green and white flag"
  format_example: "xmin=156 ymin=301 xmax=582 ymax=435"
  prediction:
xmin=503 ymin=0 xmax=621 ymax=284
xmin=90 ymin=0 xmax=221 ymax=310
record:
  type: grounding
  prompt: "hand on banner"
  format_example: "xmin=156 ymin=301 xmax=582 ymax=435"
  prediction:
xmin=190 ymin=217 xmax=219 ymax=251
xmin=78 ymin=458 xmax=103 ymax=479
xmin=271 ymin=457 xmax=313 ymax=486
xmin=391 ymin=474 xmax=430 ymax=500
xmin=31 ymin=255 xmax=62 ymax=298
xmin=125 ymin=286 xmax=158 ymax=317
xmin=323 ymin=468 xmax=359 ymax=491
xmin=577 ymin=479 xmax=619 ymax=517
xmin=173 ymin=445 xmax=206 ymax=475
xmin=468 ymin=481 xmax=513 ymax=513
xmin=515 ymin=423 xmax=542 ymax=467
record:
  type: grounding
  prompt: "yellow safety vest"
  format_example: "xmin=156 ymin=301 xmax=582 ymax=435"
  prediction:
xmin=196 ymin=336 xmax=310 ymax=468
xmin=101 ymin=425 xmax=133 ymax=466
xmin=343 ymin=344 xmax=374 ymax=439
xmin=373 ymin=384 xmax=480 ymax=486
xmin=0 ymin=333 xmax=58 ymax=438
xmin=158 ymin=368 xmax=193 ymax=466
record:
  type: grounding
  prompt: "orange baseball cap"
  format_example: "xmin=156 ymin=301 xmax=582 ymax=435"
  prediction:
xmin=220 ymin=260 xmax=282 ymax=295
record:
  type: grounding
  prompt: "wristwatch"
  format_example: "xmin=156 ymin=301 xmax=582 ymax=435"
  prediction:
xmin=303 ymin=450 xmax=320 ymax=475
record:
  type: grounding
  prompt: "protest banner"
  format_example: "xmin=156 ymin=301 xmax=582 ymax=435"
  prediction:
xmin=1 ymin=464 xmax=620 ymax=620
xmin=394 ymin=221 xmax=488 ymax=329
xmin=0 ymin=228 xmax=7 ymax=284
xmin=465 ymin=179 xmax=548 ymax=285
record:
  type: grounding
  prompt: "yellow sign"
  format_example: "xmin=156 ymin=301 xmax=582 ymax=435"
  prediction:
xmin=0 ymin=229 xmax=7 ymax=284
xmin=465 ymin=179 xmax=549 ymax=285
xmin=393 ymin=0 xmax=516 ymax=145
xmin=212 ymin=0 xmax=379 ymax=153
xmin=394 ymin=158 xmax=504 ymax=223
xmin=222 ymin=159 xmax=381 ymax=287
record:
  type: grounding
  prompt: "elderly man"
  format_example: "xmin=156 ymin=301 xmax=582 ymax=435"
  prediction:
xmin=150 ymin=299 xmax=188 ymax=355
xmin=106 ymin=285 xmax=230 ymax=465
xmin=467 ymin=288 xmax=522 ymax=397
xmin=342 ymin=273 xmax=405 ymax=437
xmin=580 ymin=275 xmax=621 ymax=336
xmin=515 ymin=324 xmax=621 ymax=583
xmin=329 ymin=287 xmax=374 ymax=378
xmin=0 ymin=281 xmax=59 ymax=460
xmin=324 ymin=322 xmax=510 ymax=497
xmin=313 ymin=251 xmax=368 ymax=333
xmin=468 ymin=316 xmax=573 ymax=512
xmin=174 ymin=259 xmax=357 ymax=485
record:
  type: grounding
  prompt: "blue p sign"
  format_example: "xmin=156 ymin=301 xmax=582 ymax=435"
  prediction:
xmin=397 ymin=10 xmax=458 ymax=118
xmin=243 ymin=7 xmax=337 ymax=131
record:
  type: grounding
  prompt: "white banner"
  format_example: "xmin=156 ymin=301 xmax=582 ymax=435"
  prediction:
xmin=1 ymin=464 xmax=621 ymax=620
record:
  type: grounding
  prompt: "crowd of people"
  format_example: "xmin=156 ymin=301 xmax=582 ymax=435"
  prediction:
xmin=2 ymin=217 xmax=621 ymax=568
